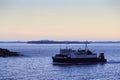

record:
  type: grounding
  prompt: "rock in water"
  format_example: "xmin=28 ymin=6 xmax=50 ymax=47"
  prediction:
xmin=0 ymin=48 xmax=23 ymax=57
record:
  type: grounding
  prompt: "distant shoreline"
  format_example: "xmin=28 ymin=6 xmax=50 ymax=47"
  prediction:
xmin=0 ymin=40 xmax=120 ymax=44
xmin=27 ymin=40 xmax=120 ymax=44
xmin=0 ymin=41 xmax=26 ymax=43
xmin=27 ymin=41 xmax=89 ymax=44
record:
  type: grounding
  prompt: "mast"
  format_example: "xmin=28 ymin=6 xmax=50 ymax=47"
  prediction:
xmin=66 ymin=42 xmax=69 ymax=49
xmin=85 ymin=40 xmax=88 ymax=53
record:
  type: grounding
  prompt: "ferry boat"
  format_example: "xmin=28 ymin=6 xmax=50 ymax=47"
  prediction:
xmin=52 ymin=42 xmax=107 ymax=64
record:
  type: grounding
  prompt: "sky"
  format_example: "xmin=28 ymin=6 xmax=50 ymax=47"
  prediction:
xmin=0 ymin=0 xmax=120 ymax=41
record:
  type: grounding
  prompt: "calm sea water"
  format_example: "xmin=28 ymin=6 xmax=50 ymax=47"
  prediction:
xmin=0 ymin=43 xmax=120 ymax=80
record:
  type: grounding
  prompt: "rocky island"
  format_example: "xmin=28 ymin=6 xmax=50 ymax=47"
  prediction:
xmin=0 ymin=48 xmax=23 ymax=57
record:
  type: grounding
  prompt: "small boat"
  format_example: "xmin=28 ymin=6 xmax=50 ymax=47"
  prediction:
xmin=52 ymin=42 xmax=107 ymax=64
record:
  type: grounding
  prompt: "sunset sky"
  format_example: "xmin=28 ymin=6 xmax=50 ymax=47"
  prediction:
xmin=0 ymin=0 xmax=120 ymax=41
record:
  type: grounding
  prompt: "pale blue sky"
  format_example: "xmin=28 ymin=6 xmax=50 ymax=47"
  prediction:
xmin=0 ymin=0 xmax=120 ymax=41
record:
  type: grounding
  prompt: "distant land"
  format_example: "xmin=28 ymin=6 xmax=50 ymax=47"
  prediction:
xmin=27 ymin=40 xmax=120 ymax=44
xmin=27 ymin=40 xmax=89 ymax=44
xmin=0 ymin=40 xmax=120 ymax=44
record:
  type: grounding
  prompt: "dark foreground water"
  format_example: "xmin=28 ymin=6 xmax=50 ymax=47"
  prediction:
xmin=0 ymin=43 xmax=120 ymax=80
